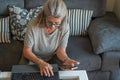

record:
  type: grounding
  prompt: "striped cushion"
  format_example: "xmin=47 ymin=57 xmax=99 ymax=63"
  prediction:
xmin=0 ymin=17 xmax=11 ymax=43
xmin=68 ymin=9 xmax=93 ymax=36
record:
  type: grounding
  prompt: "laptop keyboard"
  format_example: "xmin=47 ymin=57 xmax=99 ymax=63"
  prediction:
xmin=11 ymin=72 xmax=61 ymax=80
xmin=11 ymin=64 xmax=62 ymax=80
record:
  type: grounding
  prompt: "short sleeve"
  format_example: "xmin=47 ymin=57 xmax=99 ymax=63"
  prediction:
xmin=24 ymin=21 xmax=34 ymax=47
xmin=59 ymin=24 xmax=70 ymax=48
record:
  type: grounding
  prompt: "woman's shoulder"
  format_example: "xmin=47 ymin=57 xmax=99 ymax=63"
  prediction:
xmin=27 ymin=18 xmax=38 ymax=28
xmin=61 ymin=23 xmax=69 ymax=32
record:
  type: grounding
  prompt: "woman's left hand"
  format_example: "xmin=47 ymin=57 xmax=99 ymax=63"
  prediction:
xmin=61 ymin=58 xmax=80 ymax=70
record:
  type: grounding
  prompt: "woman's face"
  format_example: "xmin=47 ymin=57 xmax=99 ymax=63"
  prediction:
xmin=45 ymin=16 xmax=62 ymax=30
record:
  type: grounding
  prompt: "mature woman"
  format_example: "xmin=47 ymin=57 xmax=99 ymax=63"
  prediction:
xmin=23 ymin=0 xmax=80 ymax=77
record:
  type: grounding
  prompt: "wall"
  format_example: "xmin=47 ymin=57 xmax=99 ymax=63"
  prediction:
xmin=106 ymin=0 xmax=115 ymax=11
xmin=113 ymin=0 xmax=120 ymax=20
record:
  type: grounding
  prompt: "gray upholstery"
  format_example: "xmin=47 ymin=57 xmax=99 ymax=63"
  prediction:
xmin=0 ymin=40 xmax=23 ymax=71
xmin=88 ymin=12 xmax=120 ymax=54
xmin=24 ymin=0 xmax=46 ymax=10
xmin=25 ymin=0 xmax=106 ymax=17
xmin=110 ymin=69 xmax=120 ymax=80
xmin=87 ymin=71 xmax=110 ymax=80
xmin=0 ymin=0 xmax=24 ymax=16
xmin=102 ymin=51 xmax=120 ymax=71
xmin=67 ymin=36 xmax=101 ymax=71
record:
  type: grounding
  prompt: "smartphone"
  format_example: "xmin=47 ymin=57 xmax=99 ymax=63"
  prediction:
xmin=71 ymin=66 xmax=78 ymax=70
xmin=59 ymin=65 xmax=78 ymax=70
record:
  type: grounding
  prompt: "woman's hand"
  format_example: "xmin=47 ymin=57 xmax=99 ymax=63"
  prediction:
xmin=56 ymin=47 xmax=80 ymax=70
xmin=39 ymin=61 xmax=54 ymax=77
xmin=62 ymin=58 xmax=80 ymax=70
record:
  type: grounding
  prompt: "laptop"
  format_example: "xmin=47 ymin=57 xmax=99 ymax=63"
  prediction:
xmin=11 ymin=64 xmax=61 ymax=80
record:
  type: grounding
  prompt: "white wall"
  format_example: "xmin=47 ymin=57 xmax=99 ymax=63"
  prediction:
xmin=106 ymin=0 xmax=116 ymax=11
xmin=113 ymin=0 xmax=120 ymax=20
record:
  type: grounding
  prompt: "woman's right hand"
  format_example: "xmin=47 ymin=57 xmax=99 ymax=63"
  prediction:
xmin=39 ymin=61 xmax=54 ymax=77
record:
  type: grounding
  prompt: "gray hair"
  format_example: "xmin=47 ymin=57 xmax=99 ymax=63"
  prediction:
xmin=37 ymin=0 xmax=68 ymax=30
xmin=43 ymin=0 xmax=67 ymax=19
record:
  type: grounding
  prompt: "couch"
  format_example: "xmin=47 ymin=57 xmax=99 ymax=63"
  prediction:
xmin=0 ymin=0 xmax=120 ymax=80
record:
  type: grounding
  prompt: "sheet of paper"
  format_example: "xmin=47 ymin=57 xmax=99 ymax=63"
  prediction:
xmin=59 ymin=70 xmax=88 ymax=80
xmin=0 ymin=72 xmax=11 ymax=80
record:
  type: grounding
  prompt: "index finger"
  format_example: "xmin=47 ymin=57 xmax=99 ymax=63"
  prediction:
xmin=72 ymin=60 xmax=80 ymax=65
xmin=49 ymin=68 xmax=54 ymax=76
xmin=75 ymin=61 xmax=80 ymax=65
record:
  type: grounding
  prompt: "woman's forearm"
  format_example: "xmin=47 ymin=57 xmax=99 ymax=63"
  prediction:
xmin=23 ymin=46 xmax=44 ymax=65
xmin=57 ymin=52 xmax=69 ymax=63
xmin=56 ymin=48 xmax=70 ymax=62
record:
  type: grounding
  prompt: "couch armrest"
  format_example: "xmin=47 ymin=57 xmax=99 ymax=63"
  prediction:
xmin=0 ymin=40 xmax=23 ymax=71
xmin=88 ymin=12 xmax=120 ymax=54
xmin=102 ymin=51 xmax=120 ymax=71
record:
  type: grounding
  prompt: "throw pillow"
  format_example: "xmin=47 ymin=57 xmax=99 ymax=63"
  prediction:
xmin=8 ymin=5 xmax=43 ymax=41
xmin=68 ymin=9 xmax=93 ymax=36
xmin=0 ymin=17 xmax=11 ymax=43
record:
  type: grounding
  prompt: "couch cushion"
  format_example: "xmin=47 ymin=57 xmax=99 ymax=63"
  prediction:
xmin=87 ymin=71 xmax=110 ymax=80
xmin=67 ymin=36 xmax=101 ymax=71
xmin=25 ymin=0 xmax=106 ymax=17
xmin=0 ymin=0 xmax=24 ymax=16
xmin=0 ymin=40 xmax=23 ymax=71
xmin=110 ymin=69 xmax=120 ymax=80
